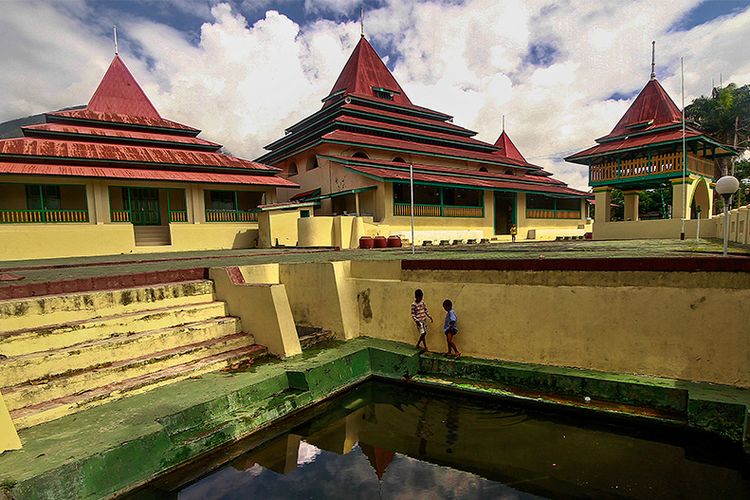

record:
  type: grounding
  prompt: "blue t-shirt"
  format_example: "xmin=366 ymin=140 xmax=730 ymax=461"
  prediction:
xmin=443 ymin=310 xmax=458 ymax=333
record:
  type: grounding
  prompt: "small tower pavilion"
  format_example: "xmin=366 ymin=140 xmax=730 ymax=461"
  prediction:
xmin=565 ymin=47 xmax=736 ymax=225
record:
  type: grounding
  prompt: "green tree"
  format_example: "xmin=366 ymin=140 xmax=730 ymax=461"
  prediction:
xmin=685 ymin=83 xmax=750 ymax=207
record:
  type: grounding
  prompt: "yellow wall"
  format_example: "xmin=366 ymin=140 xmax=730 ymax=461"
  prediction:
xmin=210 ymin=267 xmax=301 ymax=358
xmin=259 ymin=209 xmax=305 ymax=248
xmin=594 ymin=218 xmax=718 ymax=240
xmin=0 ymin=224 xmax=135 ymax=261
xmin=0 ymin=391 xmax=22 ymax=454
xmin=169 ymin=223 xmax=259 ymax=251
xmin=271 ymin=260 xmax=750 ymax=387
xmin=715 ymin=204 xmax=750 ymax=245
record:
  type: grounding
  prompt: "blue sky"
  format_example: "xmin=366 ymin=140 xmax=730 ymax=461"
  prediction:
xmin=1 ymin=0 xmax=749 ymax=190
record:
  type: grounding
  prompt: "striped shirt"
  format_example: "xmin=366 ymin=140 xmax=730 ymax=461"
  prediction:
xmin=411 ymin=301 xmax=429 ymax=324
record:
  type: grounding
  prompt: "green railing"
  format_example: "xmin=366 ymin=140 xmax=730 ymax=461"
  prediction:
xmin=0 ymin=209 xmax=89 ymax=224
xmin=168 ymin=210 xmax=188 ymax=222
xmin=205 ymin=209 xmax=258 ymax=223
xmin=393 ymin=202 xmax=483 ymax=218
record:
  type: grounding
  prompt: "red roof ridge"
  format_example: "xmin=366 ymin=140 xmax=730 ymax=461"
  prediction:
xmin=324 ymin=37 xmax=412 ymax=108
xmin=603 ymin=79 xmax=682 ymax=140
xmin=493 ymin=130 xmax=527 ymax=164
xmin=87 ymin=55 xmax=161 ymax=119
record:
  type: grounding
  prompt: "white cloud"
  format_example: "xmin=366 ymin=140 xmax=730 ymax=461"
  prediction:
xmin=1 ymin=0 xmax=749 ymax=191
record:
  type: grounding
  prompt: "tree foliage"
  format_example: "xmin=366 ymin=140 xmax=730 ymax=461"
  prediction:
xmin=685 ymin=83 xmax=750 ymax=146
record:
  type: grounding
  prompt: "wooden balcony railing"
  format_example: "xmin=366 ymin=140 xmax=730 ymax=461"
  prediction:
xmin=526 ymin=209 xmax=581 ymax=220
xmin=393 ymin=203 xmax=483 ymax=218
xmin=591 ymin=152 xmax=715 ymax=183
xmin=205 ymin=209 xmax=258 ymax=223
xmin=0 ymin=209 xmax=89 ymax=224
xmin=111 ymin=210 xmax=131 ymax=222
xmin=168 ymin=210 xmax=188 ymax=222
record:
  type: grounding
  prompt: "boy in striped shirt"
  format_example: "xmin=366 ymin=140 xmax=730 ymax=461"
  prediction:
xmin=411 ymin=289 xmax=433 ymax=352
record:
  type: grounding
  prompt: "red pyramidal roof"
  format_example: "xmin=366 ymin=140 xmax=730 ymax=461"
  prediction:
xmin=604 ymin=79 xmax=682 ymax=140
xmin=87 ymin=55 xmax=160 ymax=118
xmin=493 ymin=130 xmax=527 ymax=163
xmin=324 ymin=37 xmax=412 ymax=107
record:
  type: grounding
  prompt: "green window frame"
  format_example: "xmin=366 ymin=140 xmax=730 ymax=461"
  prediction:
xmin=0 ymin=183 xmax=89 ymax=224
xmin=204 ymin=190 xmax=259 ymax=223
xmin=526 ymin=194 xmax=582 ymax=220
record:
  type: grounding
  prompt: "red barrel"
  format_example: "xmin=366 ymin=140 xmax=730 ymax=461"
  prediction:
xmin=387 ymin=235 xmax=402 ymax=248
xmin=373 ymin=236 xmax=388 ymax=248
xmin=359 ymin=236 xmax=374 ymax=249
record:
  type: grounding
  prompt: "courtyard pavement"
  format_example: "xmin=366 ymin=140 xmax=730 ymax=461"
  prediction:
xmin=0 ymin=238 xmax=748 ymax=286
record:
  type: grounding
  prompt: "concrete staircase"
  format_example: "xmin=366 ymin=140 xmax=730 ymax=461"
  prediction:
xmin=134 ymin=226 xmax=171 ymax=246
xmin=0 ymin=280 xmax=266 ymax=429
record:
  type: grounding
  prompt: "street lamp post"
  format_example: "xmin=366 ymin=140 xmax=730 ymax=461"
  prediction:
xmin=715 ymin=175 xmax=740 ymax=256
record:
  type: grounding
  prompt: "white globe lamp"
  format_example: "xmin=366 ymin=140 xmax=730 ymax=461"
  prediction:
xmin=715 ymin=175 xmax=740 ymax=256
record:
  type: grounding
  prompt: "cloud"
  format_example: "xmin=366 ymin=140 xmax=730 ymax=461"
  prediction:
xmin=1 ymin=0 xmax=749 ymax=191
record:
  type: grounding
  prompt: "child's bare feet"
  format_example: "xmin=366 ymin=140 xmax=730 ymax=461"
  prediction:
xmin=454 ymin=352 xmax=461 ymax=358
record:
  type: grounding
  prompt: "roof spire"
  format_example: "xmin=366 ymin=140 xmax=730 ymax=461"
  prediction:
xmin=502 ymin=114 xmax=505 ymax=132
xmin=113 ymin=25 xmax=119 ymax=55
xmin=650 ymin=40 xmax=656 ymax=80
xmin=360 ymin=5 xmax=364 ymax=38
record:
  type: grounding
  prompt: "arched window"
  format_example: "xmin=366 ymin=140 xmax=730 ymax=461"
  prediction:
xmin=392 ymin=157 xmax=406 ymax=163
xmin=288 ymin=161 xmax=298 ymax=177
xmin=307 ymin=156 xmax=319 ymax=171
xmin=478 ymin=167 xmax=488 ymax=172
xmin=352 ymin=151 xmax=369 ymax=159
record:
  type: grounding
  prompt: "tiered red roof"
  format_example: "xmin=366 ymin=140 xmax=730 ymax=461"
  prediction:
xmin=259 ymin=36 xmax=586 ymax=197
xmin=0 ymin=55 xmax=296 ymax=188
xmin=566 ymin=77 xmax=731 ymax=164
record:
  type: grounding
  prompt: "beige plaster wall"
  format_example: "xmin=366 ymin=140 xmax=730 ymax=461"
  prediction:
xmin=715 ymin=205 xmax=750 ymax=245
xmin=593 ymin=218 xmax=718 ymax=240
xmin=259 ymin=210 xmax=303 ymax=248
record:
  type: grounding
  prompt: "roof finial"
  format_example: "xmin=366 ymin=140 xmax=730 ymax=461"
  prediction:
xmin=502 ymin=114 xmax=505 ymax=132
xmin=650 ymin=40 xmax=656 ymax=80
xmin=113 ymin=25 xmax=119 ymax=55
xmin=360 ymin=5 xmax=364 ymax=38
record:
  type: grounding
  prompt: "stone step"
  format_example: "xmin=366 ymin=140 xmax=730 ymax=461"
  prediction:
xmin=3 ymin=332 xmax=255 ymax=412
xmin=0 ymin=280 xmax=215 ymax=333
xmin=296 ymin=325 xmax=335 ymax=350
xmin=0 ymin=317 xmax=242 ymax=387
xmin=10 ymin=343 xmax=268 ymax=429
xmin=134 ymin=226 xmax=171 ymax=246
xmin=0 ymin=301 xmax=229 ymax=357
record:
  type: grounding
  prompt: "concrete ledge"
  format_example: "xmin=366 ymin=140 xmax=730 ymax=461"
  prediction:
xmin=402 ymin=257 xmax=750 ymax=272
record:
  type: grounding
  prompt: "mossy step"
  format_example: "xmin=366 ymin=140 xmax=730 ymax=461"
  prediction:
xmin=11 ymin=343 xmax=268 ymax=429
xmin=0 ymin=280 xmax=215 ymax=332
xmin=0 ymin=301 xmax=229 ymax=357
xmin=0 ymin=317 xmax=241 ymax=387
xmin=4 ymin=331 xmax=256 ymax=412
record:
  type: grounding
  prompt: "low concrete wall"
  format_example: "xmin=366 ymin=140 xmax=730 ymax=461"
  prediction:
xmin=593 ymin=218 xmax=717 ymax=240
xmin=0 ymin=224 xmax=135 ymax=260
xmin=272 ymin=260 xmax=750 ymax=388
xmin=0 ymin=223 xmax=259 ymax=261
xmin=210 ymin=267 xmax=301 ymax=358
xmin=258 ymin=210 xmax=302 ymax=248
xmin=715 ymin=205 xmax=750 ymax=245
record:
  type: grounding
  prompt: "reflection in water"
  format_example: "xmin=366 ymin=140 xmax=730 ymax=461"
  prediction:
xmin=132 ymin=381 xmax=750 ymax=500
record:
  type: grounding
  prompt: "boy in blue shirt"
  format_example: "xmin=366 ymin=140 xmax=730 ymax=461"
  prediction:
xmin=442 ymin=299 xmax=460 ymax=358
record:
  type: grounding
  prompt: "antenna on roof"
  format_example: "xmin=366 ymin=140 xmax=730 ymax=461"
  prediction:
xmin=650 ymin=40 xmax=656 ymax=80
xmin=360 ymin=5 xmax=364 ymax=38
xmin=113 ymin=25 xmax=119 ymax=55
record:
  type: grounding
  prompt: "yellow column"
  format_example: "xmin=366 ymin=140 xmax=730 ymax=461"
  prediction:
xmin=0 ymin=391 xmax=22 ymax=453
xmin=593 ymin=187 xmax=612 ymax=223
xmin=190 ymin=186 xmax=205 ymax=223
xmin=671 ymin=178 xmax=689 ymax=220
xmin=622 ymin=190 xmax=639 ymax=221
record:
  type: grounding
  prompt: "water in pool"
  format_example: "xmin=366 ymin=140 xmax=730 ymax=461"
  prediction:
xmin=131 ymin=381 xmax=749 ymax=499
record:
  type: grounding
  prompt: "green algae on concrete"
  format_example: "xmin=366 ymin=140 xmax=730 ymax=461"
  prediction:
xmin=1 ymin=337 xmax=748 ymax=500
